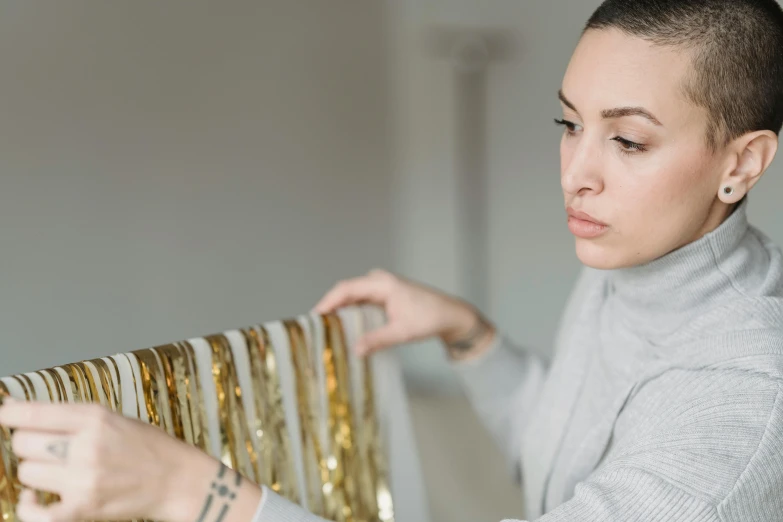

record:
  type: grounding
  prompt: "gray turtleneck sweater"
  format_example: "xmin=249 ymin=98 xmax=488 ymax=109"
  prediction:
xmin=255 ymin=196 xmax=783 ymax=521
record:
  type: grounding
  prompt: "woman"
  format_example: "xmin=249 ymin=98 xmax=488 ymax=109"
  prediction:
xmin=2 ymin=0 xmax=783 ymax=520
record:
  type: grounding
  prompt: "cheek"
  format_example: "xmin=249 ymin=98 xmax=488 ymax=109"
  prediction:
xmin=611 ymin=151 xmax=714 ymax=246
xmin=629 ymin=151 xmax=710 ymax=209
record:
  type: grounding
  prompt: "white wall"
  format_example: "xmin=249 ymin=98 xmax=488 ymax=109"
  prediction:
xmin=0 ymin=1 xmax=393 ymax=375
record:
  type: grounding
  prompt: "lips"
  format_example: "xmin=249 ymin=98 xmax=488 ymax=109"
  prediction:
xmin=566 ymin=207 xmax=609 ymax=239
xmin=566 ymin=207 xmax=607 ymax=226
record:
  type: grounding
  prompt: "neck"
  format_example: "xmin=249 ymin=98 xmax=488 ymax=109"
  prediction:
xmin=607 ymin=197 xmax=756 ymax=339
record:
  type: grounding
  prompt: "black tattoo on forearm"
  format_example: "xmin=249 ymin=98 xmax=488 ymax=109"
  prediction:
xmin=46 ymin=439 xmax=69 ymax=462
xmin=195 ymin=463 xmax=243 ymax=522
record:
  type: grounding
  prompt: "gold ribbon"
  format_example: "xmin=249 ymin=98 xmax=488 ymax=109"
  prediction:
xmin=177 ymin=342 xmax=211 ymax=455
xmin=205 ymin=335 xmax=256 ymax=480
xmin=0 ymin=308 xmax=396 ymax=522
xmin=34 ymin=372 xmax=55 ymax=403
xmin=0 ymin=383 xmax=17 ymax=522
xmin=286 ymin=318 xmax=331 ymax=516
xmin=8 ymin=378 xmax=30 ymax=402
xmin=90 ymin=360 xmax=120 ymax=414
xmin=61 ymin=364 xmax=89 ymax=403
xmin=321 ymin=313 xmax=362 ymax=522
xmin=352 ymin=313 xmax=394 ymax=522
xmin=42 ymin=370 xmax=68 ymax=404
xmin=75 ymin=363 xmax=101 ymax=405
xmin=17 ymin=376 xmax=36 ymax=403
xmin=152 ymin=345 xmax=189 ymax=443
xmin=131 ymin=350 xmax=173 ymax=432
xmin=120 ymin=354 xmax=142 ymax=420
xmin=241 ymin=327 xmax=299 ymax=502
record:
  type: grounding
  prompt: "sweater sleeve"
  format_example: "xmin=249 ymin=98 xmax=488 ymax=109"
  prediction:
xmin=251 ymin=487 xmax=331 ymax=522
xmin=448 ymin=267 xmax=595 ymax=477
xmin=450 ymin=333 xmax=547 ymax=478
xmin=251 ymin=470 xmax=720 ymax=522
xmin=533 ymin=374 xmax=783 ymax=522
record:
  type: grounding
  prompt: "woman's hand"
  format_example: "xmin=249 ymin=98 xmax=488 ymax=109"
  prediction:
xmin=0 ymin=399 xmax=262 ymax=522
xmin=315 ymin=269 xmax=495 ymax=357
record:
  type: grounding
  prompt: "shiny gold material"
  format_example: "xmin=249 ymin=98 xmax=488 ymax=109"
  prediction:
xmin=204 ymin=335 xmax=256 ymax=480
xmin=353 ymin=314 xmax=395 ymax=522
xmin=178 ymin=342 xmax=210 ymax=454
xmin=321 ymin=313 xmax=363 ymax=522
xmin=132 ymin=350 xmax=173 ymax=432
xmin=62 ymin=364 xmax=88 ymax=403
xmin=17 ymin=375 xmax=37 ymax=403
xmin=43 ymin=369 xmax=68 ymax=404
xmin=0 ymin=308 xmax=395 ymax=522
xmin=153 ymin=345 xmax=189 ymax=442
xmin=91 ymin=359 xmax=119 ymax=413
xmin=0 ymin=382 xmax=17 ymax=522
xmin=120 ymin=353 xmax=142 ymax=420
xmin=241 ymin=327 xmax=299 ymax=502
xmin=106 ymin=358 xmax=124 ymax=415
xmin=35 ymin=372 xmax=55 ymax=403
xmin=241 ymin=328 xmax=269 ymax=483
xmin=8 ymin=377 xmax=30 ymax=402
xmin=159 ymin=346 xmax=189 ymax=440
xmin=75 ymin=363 xmax=101 ymax=405
xmin=286 ymin=319 xmax=328 ymax=515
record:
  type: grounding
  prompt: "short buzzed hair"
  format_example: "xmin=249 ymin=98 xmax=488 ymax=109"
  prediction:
xmin=585 ymin=0 xmax=783 ymax=150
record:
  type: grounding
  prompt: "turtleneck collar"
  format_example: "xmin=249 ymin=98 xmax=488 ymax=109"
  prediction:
xmin=607 ymin=197 xmax=755 ymax=340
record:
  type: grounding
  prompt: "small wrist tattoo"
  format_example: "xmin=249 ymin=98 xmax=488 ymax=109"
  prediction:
xmin=195 ymin=463 xmax=243 ymax=522
xmin=446 ymin=314 xmax=493 ymax=353
xmin=46 ymin=439 xmax=69 ymax=462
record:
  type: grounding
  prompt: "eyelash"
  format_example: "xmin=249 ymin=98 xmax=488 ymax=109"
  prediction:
xmin=553 ymin=118 xmax=648 ymax=155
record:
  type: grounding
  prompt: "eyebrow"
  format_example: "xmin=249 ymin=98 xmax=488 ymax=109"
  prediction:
xmin=558 ymin=89 xmax=663 ymax=126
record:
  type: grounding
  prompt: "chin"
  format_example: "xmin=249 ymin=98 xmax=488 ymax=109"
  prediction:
xmin=574 ymin=238 xmax=631 ymax=270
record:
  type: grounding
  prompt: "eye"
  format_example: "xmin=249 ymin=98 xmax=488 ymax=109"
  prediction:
xmin=554 ymin=118 xmax=582 ymax=136
xmin=611 ymin=136 xmax=647 ymax=155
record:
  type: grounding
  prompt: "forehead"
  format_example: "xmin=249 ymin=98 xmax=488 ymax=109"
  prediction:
xmin=562 ymin=29 xmax=701 ymax=128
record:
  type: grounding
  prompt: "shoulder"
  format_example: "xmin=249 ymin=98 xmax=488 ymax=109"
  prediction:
xmin=605 ymin=367 xmax=783 ymax=507
xmin=717 ymin=376 xmax=783 ymax=519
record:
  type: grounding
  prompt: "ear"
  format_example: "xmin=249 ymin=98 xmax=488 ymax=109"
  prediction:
xmin=718 ymin=130 xmax=778 ymax=204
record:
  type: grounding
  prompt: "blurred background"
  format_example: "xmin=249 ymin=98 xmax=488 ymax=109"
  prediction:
xmin=1 ymin=2 xmax=782 ymax=521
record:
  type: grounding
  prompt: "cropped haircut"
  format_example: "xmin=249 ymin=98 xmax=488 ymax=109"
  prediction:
xmin=585 ymin=0 xmax=783 ymax=150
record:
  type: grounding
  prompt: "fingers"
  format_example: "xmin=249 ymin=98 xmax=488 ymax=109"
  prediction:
xmin=17 ymin=494 xmax=76 ymax=522
xmin=17 ymin=461 xmax=70 ymax=494
xmin=12 ymin=431 xmax=71 ymax=464
xmin=0 ymin=400 xmax=101 ymax=434
xmin=357 ymin=325 xmax=405 ymax=355
xmin=314 ymin=270 xmax=395 ymax=314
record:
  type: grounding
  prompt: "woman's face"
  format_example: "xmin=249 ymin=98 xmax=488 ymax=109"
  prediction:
xmin=559 ymin=29 xmax=732 ymax=269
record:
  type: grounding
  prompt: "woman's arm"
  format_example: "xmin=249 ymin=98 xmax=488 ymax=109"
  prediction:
xmin=0 ymin=398 xmax=268 ymax=522
xmin=447 ymin=267 xmax=597 ymax=477
xmin=450 ymin=332 xmax=547 ymax=479
xmin=158 ymin=455 xmax=264 ymax=522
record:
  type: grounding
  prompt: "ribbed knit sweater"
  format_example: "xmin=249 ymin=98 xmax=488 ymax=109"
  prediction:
xmin=255 ymin=196 xmax=783 ymax=521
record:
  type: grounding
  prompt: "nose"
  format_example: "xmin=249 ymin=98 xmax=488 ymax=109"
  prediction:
xmin=561 ymin=135 xmax=604 ymax=197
